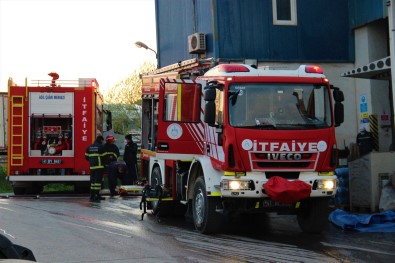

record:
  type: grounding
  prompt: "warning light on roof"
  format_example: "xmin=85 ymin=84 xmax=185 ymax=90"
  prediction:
xmin=305 ymin=65 xmax=323 ymax=74
xmin=217 ymin=64 xmax=250 ymax=73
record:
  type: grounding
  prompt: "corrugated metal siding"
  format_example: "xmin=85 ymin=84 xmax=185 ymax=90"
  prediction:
xmin=156 ymin=0 xmax=353 ymax=67
xmin=297 ymin=0 xmax=352 ymax=61
xmin=349 ymin=0 xmax=386 ymax=28
xmin=156 ymin=0 xmax=213 ymax=67
xmin=216 ymin=0 xmax=351 ymax=62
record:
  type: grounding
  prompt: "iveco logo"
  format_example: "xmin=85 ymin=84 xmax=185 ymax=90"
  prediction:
xmin=267 ymin=153 xmax=302 ymax=160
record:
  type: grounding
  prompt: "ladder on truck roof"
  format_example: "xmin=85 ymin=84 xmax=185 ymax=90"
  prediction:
xmin=10 ymin=96 xmax=24 ymax=166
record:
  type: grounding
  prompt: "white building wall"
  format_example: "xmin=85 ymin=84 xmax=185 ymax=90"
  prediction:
xmin=353 ymin=21 xmax=392 ymax=151
xmin=322 ymin=63 xmax=358 ymax=150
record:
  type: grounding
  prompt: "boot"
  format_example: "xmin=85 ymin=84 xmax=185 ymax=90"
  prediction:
xmin=96 ymin=194 xmax=105 ymax=200
xmin=89 ymin=190 xmax=95 ymax=202
xmin=93 ymin=190 xmax=101 ymax=203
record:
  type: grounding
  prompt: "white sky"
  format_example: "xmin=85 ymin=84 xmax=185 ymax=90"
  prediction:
xmin=0 ymin=0 xmax=156 ymax=93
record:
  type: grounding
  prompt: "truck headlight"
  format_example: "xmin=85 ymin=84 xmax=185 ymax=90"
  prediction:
xmin=315 ymin=179 xmax=336 ymax=190
xmin=221 ymin=180 xmax=252 ymax=190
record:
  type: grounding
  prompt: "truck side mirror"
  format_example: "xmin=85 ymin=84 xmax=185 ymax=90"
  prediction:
xmin=331 ymin=86 xmax=344 ymax=126
xmin=333 ymin=89 xmax=344 ymax=102
xmin=204 ymin=101 xmax=216 ymax=126
xmin=334 ymin=102 xmax=344 ymax=127
xmin=203 ymin=81 xmax=223 ymax=127
xmin=203 ymin=83 xmax=216 ymax=126
xmin=204 ymin=87 xmax=216 ymax=101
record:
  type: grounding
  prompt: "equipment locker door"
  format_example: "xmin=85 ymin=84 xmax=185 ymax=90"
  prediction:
xmin=156 ymin=79 xmax=206 ymax=157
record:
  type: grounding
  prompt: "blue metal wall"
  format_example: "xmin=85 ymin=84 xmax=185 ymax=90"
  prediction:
xmin=349 ymin=0 xmax=387 ymax=28
xmin=155 ymin=0 xmax=213 ymax=67
xmin=156 ymin=0 xmax=354 ymax=67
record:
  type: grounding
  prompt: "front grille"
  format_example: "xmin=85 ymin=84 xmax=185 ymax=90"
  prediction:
xmin=256 ymin=162 xmax=310 ymax=168
xmin=265 ymin=171 xmax=300 ymax=179
xmin=249 ymin=151 xmax=319 ymax=171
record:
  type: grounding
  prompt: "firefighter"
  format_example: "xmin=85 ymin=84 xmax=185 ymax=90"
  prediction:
xmin=85 ymin=135 xmax=105 ymax=203
xmin=108 ymin=160 xmax=129 ymax=195
xmin=101 ymin=134 xmax=120 ymax=197
xmin=123 ymin=134 xmax=138 ymax=184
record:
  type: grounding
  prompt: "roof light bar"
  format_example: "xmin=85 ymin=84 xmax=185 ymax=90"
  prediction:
xmin=305 ymin=65 xmax=323 ymax=74
xmin=217 ymin=64 xmax=250 ymax=73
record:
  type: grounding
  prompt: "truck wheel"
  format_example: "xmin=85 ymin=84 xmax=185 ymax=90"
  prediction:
xmin=192 ymin=177 xmax=222 ymax=234
xmin=26 ymin=184 xmax=44 ymax=195
xmin=150 ymin=166 xmax=173 ymax=216
xmin=297 ymin=197 xmax=330 ymax=233
xmin=13 ymin=187 xmax=26 ymax=195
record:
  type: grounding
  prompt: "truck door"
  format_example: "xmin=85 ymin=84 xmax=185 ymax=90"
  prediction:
xmin=157 ymin=79 xmax=206 ymax=157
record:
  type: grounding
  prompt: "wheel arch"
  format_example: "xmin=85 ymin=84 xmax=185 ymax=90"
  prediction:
xmin=149 ymin=157 xmax=165 ymax=185
xmin=186 ymin=160 xmax=202 ymax=200
xmin=186 ymin=156 xmax=222 ymax=200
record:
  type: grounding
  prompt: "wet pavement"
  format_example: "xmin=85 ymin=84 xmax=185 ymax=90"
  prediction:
xmin=1 ymin=193 xmax=394 ymax=262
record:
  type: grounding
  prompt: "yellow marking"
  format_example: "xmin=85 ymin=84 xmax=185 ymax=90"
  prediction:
xmin=318 ymin=171 xmax=334 ymax=176
xmin=209 ymin=192 xmax=221 ymax=197
xmin=145 ymin=197 xmax=173 ymax=201
xmin=224 ymin=171 xmax=235 ymax=176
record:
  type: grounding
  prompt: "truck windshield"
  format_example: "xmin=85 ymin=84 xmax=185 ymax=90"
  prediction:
xmin=228 ymin=83 xmax=332 ymax=129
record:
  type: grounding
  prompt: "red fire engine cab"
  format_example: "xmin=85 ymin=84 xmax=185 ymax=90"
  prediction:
xmin=7 ymin=73 xmax=112 ymax=195
xmin=140 ymin=62 xmax=344 ymax=233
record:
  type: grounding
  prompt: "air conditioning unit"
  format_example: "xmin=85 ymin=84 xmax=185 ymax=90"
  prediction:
xmin=188 ymin=33 xmax=206 ymax=54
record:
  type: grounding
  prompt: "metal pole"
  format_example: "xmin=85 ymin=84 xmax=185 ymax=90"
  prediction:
xmin=389 ymin=0 xmax=395 ymax=150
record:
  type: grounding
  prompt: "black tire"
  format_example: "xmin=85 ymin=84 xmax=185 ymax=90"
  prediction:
xmin=192 ymin=177 xmax=223 ymax=234
xmin=13 ymin=187 xmax=26 ymax=195
xmin=150 ymin=166 xmax=173 ymax=216
xmin=26 ymin=184 xmax=44 ymax=195
xmin=297 ymin=197 xmax=330 ymax=233
xmin=150 ymin=166 xmax=162 ymax=215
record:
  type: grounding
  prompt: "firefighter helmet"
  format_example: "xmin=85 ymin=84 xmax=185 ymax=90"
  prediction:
xmin=106 ymin=135 xmax=115 ymax=143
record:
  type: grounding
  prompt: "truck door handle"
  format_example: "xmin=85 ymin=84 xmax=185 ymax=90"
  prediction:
xmin=158 ymin=142 xmax=169 ymax=151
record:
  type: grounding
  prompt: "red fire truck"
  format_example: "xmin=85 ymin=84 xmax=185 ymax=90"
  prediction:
xmin=140 ymin=61 xmax=344 ymax=233
xmin=7 ymin=73 xmax=112 ymax=195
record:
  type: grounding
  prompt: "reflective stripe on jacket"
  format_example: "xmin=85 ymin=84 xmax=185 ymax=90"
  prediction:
xmin=85 ymin=142 xmax=104 ymax=170
xmin=101 ymin=143 xmax=120 ymax=166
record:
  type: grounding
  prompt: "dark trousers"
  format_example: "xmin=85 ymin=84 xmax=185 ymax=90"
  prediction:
xmin=126 ymin=163 xmax=138 ymax=184
xmin=108 ymin=162 xmax=127 ymax=195
xmin=90 ymin=168 xmax=104 ymax=200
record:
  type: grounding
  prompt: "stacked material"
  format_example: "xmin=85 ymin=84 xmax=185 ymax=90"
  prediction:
xmin=335 ymin=168 xmax=349 ymax=208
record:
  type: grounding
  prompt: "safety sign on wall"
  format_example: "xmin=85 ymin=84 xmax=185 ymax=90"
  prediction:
xmin=360 ymin=94 xmax=369 ymax=125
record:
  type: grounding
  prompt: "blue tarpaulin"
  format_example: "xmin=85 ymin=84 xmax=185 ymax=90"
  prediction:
xmin=329 ymin=209 xmax=395 ymax=232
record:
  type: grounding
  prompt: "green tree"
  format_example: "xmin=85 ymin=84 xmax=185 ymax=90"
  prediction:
xmin=104 ymin=61 xmax=155 ymax=135
xmin=105 ymin=103 xmax=141 ymax=134
xmin=105 ymin=61 xmax=155 ymax=104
